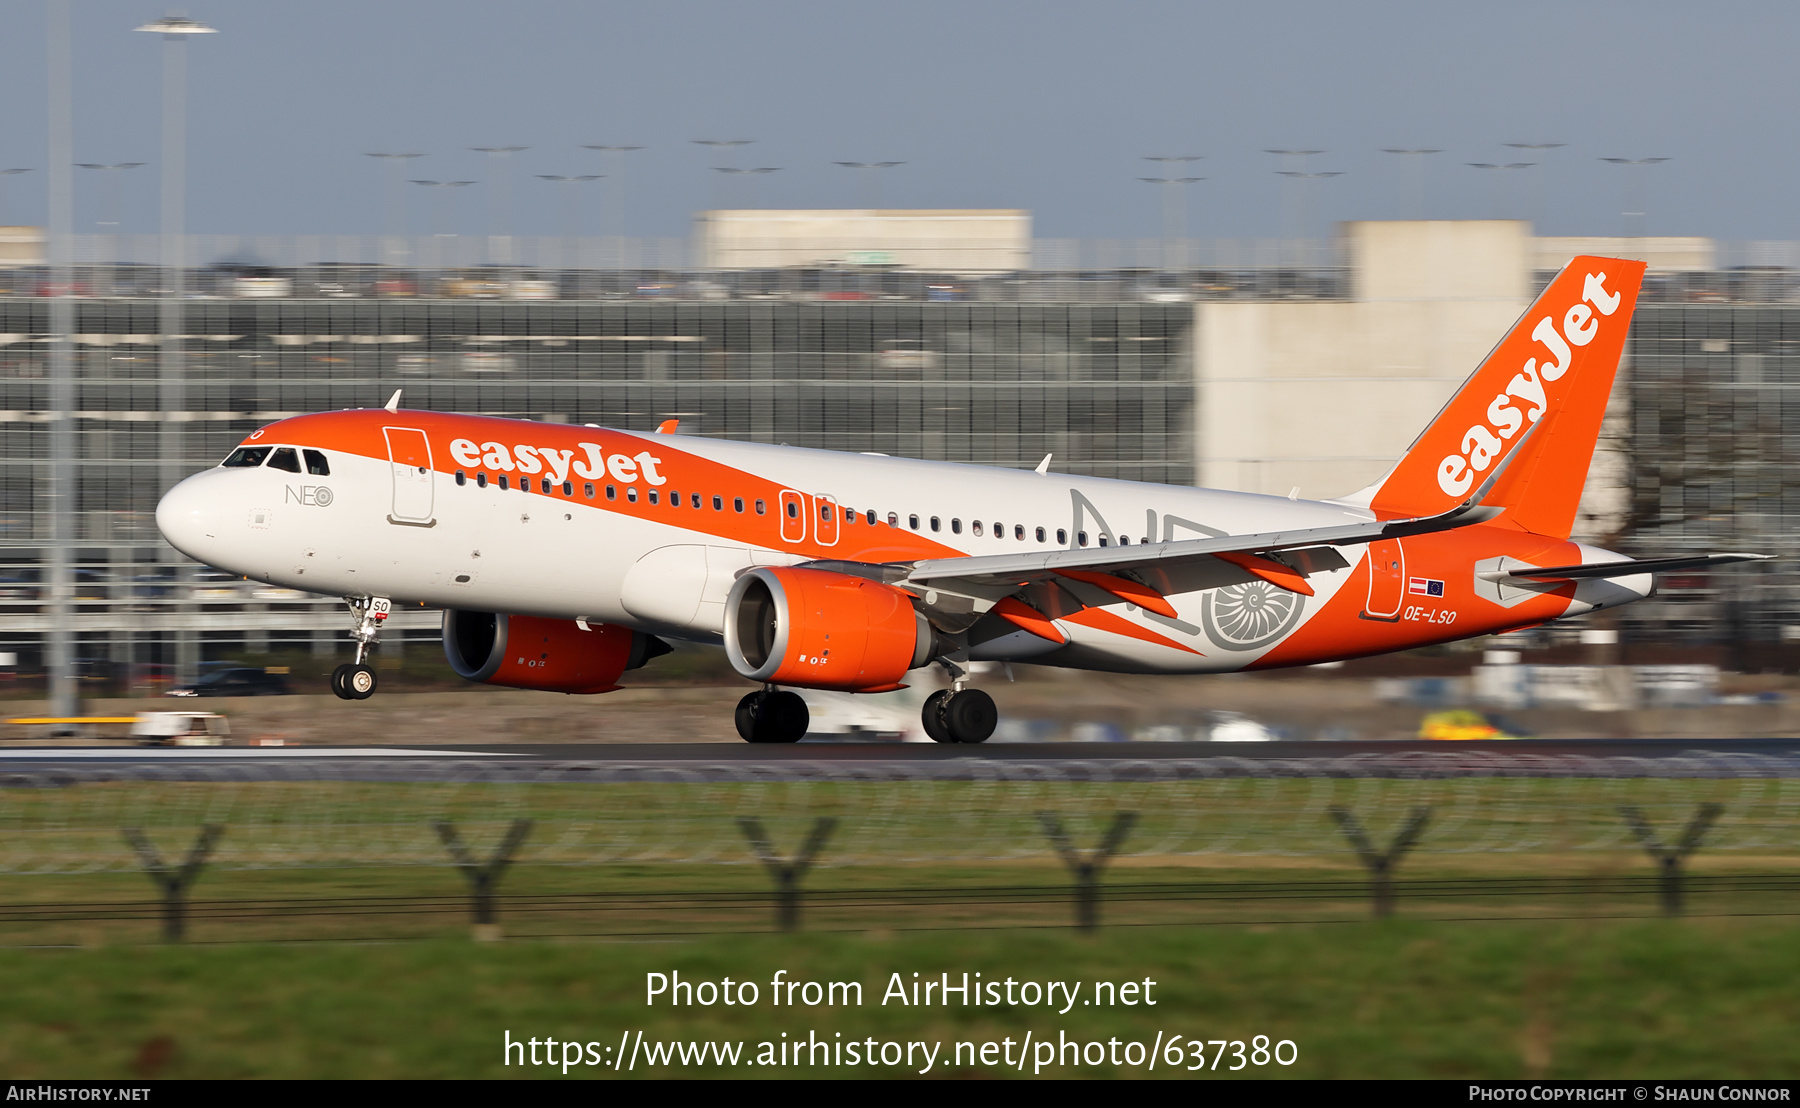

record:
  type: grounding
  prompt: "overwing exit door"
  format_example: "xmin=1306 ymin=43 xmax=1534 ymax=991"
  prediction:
xmin=384 ymin=426 xmax=434 ymax=525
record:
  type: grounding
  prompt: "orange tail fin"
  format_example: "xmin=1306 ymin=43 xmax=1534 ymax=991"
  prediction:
xmin=1368 ymin=255 xmax=1646 ymax=539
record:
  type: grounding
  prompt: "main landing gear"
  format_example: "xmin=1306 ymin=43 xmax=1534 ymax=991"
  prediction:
xmin=735 ymin=686 xmax=810 ymax=743
xmin=921 ymin=661 xmax=997 ymax=744
xmin=331 ymin=595 xmax=390 ymax=701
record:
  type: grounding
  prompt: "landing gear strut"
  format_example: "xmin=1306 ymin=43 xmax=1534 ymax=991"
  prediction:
xmin=331 ymin=596 xmax=390 ymax=701
xmin=735 ymin=687 xmax=810 ymax=743
xmin=922 ymin=660 xmax=997 ymax=744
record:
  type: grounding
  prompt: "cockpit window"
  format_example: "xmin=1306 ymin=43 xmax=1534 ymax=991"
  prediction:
xmin=303 ymin=449 xmax=331 ymax=476
xmin=221 ymin=446 xmax=271 ymax=468
xmin=267 ymin=447 xmax=302 ymax=474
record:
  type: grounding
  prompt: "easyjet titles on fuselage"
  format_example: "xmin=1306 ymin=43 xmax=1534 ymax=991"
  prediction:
xmin=446 ymin=438 xmax=668 ymax=487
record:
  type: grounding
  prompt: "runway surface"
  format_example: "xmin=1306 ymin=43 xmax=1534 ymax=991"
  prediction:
xmin=3 ymin=738 xmax=1800 ymax=781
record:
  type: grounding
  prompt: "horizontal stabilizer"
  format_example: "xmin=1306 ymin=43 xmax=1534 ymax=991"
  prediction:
xmin=1477 ymin=553 xmax=1773 ymax=584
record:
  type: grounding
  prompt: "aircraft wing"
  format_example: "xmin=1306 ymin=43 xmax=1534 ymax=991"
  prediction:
xmin=1477 ymin=553 xmax=1773 ymax=584
xmin=895 ymin=499 xmax=1506 ymax=593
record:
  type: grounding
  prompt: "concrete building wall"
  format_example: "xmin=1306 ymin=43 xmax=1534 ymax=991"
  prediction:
xmin=1196 ymin=220 xmax=1532 ymax=502
xmin=694 ymin=209 xmax=1031 ymax=274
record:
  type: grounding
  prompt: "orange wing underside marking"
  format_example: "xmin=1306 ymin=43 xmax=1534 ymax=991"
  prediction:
xmin=1062 ymin=606 xmax=1203 ymax=655
xmin=1054 ymin=569 xmax=1181 ymax=617
xmin=992 ymin=597 xmax=1069 ymax=645
xmin=1212 ymin=552 xmax=1315 ymax=596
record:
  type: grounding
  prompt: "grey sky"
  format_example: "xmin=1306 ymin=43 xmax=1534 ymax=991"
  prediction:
xmin=2 ymin=1 xmax=1796 ymax=242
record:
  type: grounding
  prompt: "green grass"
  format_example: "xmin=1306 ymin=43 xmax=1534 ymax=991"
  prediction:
xmin=1 ymin=919 xmax=1797 ymax=1079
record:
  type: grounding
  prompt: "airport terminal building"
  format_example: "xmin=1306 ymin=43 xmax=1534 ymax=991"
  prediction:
xmin=0 ymin=216 xmax=1791 ymax=689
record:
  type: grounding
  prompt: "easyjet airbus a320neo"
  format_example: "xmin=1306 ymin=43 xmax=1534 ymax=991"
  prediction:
xmin=154 ymin=256 xmax=1763 ymax=743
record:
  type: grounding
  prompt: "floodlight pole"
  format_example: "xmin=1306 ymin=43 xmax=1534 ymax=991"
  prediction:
xmin=1600 ymin=157 xmax=1671 ymax=244
xmin=409 ymin=179 xmax=474 ymax=273
xmin=1142 ymin=156 xmax=1203 ymax=272
xmin=833 ymin=161 xmax=904 ymax=209
xmin=1380 ymin=149 xmax=1440 ymax=220
xmin=365 ymin=152 xmax=424 ymax=269
xmin=76 ymin=163 xmax=145 ymax=295
xmin=46 ymin=0 xmax=76 ymax=719
xmin=470 ymin=146 xmax=527 ymax=265
xmin=580 ymin=145 xmax=644 ymax=258
xmin=1466 ymin=162 xmax=1535 ymax=221
xmin=1503 ymin=143 xmax=1563 ymax=229
xmin=535 ymin=175 xmax=600 ymax=271
xmin=136 ymin=12 xmax=216 ymax=691
xmin=692 ymin=140 xmax=753 ymax=209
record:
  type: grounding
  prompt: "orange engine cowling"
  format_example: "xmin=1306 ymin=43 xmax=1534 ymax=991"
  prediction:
xmin=723 ymin=567 xmax=933 ymax=692
xmin=442 ymin=610 xmax=670 ymax=694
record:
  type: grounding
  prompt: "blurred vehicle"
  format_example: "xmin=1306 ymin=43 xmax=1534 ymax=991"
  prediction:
xmin=506 ymin=280 xmax=558 ymax=300
xmin=375 ymin=278 xmax=417 ymax=298
xmin=1206 ymin=711 xmax=1278 ymax=742
xmin=875 ymin=339 xmax=941 ymax=371
xmin=190 ymin=569 xmax=245 ymax=600
xmin=1419 ymin=709 xmax=1525 ymax=741
xmin=926 ymin=283 xmax=961 ymax=302
xmin=132 ymin=711 xmax=230 ymax=746
xmin=234 ymin=275 xmax=292 ymax=298
xmin=460 ymin=351 xmax=516 ymax=373
xmin=166 ymin=667 xmax=291 ymax=698
xmin=0 ymin=574 xmax=38 ymax=601
xmin=251 ymin=585 xmax=311 ymax=601
xmin=441 ymin=276 xmax=508 ymax=299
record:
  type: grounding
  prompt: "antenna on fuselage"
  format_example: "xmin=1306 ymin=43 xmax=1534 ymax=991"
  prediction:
xmin=1035 ymin=453 xmax=1052 ymax=475
xmin=384 ymin=389 xmax=402 ymax=413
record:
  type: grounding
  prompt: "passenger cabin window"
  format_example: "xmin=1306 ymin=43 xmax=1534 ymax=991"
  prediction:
xmin=542 ymin=478 xmax=553 ymax=494
xmin=1035 ymin=526 xmax=1045 ymax=542
xmin=1078 ymin=531 xmax=1089 ymax=547
xmin=627 ymin=487 xmax=638 ymax=503
xmin=606 ymin=485 xmax=616 ymax=500
xmin=563 ymin=481 xmax=573 ymax=496
xmin=303 ymin=449 xmax=330 ymax=476
xmin=870 ymin=510 xmax=879 ymax=526
xmin=584 ymin=483 xmax=594 ymax=498
xmin=499 ymin=475 xmax=510 ymax=490
xmin=909 ymin=514 xmax=919 ymax=530
xmin=971 ymin=520 xmax=982 ymax=536
xmin=267 ymin=447 xmax=302 ymax=474
xmin=785 ymin=500 xmax=799 ymax=519
xmin=1057 ymin=529 xmax=1067 ymax=544
xmin=221 ymin=446 xmax=271 ymax=468
xmin=713 ymin=496 xmax=723 ymax=511
xmin=478 ymin=473 xmax=489 ymax=488
xmin=889 ymin=512 xmax=900 ymax=527
xmin=454 ymin=471 xmax=466 ymax=486
xmin=692 ymin=493 xmax=702 ymax=509
xmin=930 ymin=517 xmax=941 ymax=532
xmin=1016 ymin=524 xmax=1026 ymax=541
xmin=648 ymin=490 xmax=659 ymax=505
xmin=951 ymin=518 xmax=962 ymax=534
xmin=819 ymin=503 xmax=830 ymax=521
xmin=755 ymin=499 xmax=767 ymax=515
xmin=735 ymin=497 xmax=745 ymax=513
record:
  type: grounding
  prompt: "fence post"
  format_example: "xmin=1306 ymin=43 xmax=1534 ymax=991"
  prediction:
xmin=1036 ymin=811 xmax=1137 ymax=932
xmin=434 ymin=819 xmax=534 ymax=940
xmin=1619 ymin=803 xmax=1723 ymax=917
xmin=122 ymin=824 xmax=224 ymax=943
xmin=737 ymin=817 xmax=837 ymax=932
xmin=1328 ymin=806 xmax=1430 ymax=918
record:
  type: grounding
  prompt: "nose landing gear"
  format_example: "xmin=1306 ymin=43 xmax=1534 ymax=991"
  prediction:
xmin=734 ymin=686 xmax=810 ymax=743
xmin=331 ymin=596 xmax=390 ymax=701
xmin=921 ymin=661 xmax=997 ymax=744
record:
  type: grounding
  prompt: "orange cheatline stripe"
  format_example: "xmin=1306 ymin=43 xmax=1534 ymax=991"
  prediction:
xmin=991 ymin=597 xmax=1069 ymax=645
xmin=1214 ymin=551 xmax=1315 ymax=596
xmin=1062 ymin=606 xmax=1203 ymax=655
xmin=1054 ymin=569 xmax=1179 ymax=618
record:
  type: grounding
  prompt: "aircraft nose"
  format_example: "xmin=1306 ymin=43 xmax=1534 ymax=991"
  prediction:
xmin=155 ymin=471 xmax=226 ymax=564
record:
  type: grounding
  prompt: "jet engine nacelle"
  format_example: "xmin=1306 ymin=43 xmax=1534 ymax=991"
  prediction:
xmin=723 ymin=566 xmax=933 ymax=692
xmin=442 ymin=610 xmax=670 ymax=694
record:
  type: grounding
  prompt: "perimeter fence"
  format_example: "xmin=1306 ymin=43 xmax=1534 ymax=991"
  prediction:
xmin=3 ymin=752 xmax=1800 ymax=941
